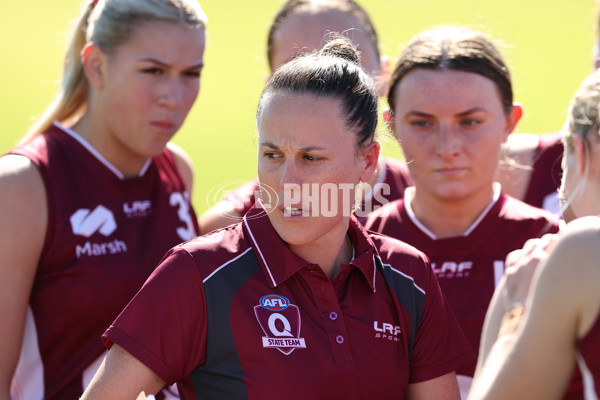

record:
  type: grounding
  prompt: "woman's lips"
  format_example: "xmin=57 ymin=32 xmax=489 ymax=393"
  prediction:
xmin=436 ymin=167 xmax=466 ymax=177
xmin=151 ymin=120 xmax=176 ymax=133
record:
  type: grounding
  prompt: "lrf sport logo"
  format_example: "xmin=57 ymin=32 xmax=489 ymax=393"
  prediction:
xmin=123 ymin=200 xmax=152 ymax=218
xmin=254 ymin=294 xmax=306 ymax=355
xmin=374 ymin=321 xmax=401 ymax=342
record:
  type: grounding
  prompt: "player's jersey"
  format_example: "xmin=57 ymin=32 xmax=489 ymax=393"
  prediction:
xmin=8 ymin=122 xmax=199 ymax=400
xmin=221 ymin=156 xmax=413 ymax=227
xmin=522 ymin=132 xmax=563 ymax=213
xmin=573 ymin=307 xmax=600 ymax=399
xmin=355 ymin=156 xmax=413 ymax=222
xmin=104 ymin=207 xmax=473 ymax=399
xmin=365 ymin=187 xmax=559 ymax=379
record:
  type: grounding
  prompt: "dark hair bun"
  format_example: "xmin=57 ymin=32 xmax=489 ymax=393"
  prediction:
xmin=320 ymin=35 xmax=361 ymax=65
xmin=259 ymin=31 xmax=378 ymax=147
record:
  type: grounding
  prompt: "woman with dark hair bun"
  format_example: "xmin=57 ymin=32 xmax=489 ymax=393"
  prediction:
xmin=198 ymin=0 xmax=414 ymax=234
xmin=82 ymin=37 xmax=472 ymax=400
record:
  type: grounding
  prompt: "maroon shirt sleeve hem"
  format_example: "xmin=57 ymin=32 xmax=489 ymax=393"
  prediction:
xmin=409 ymin=348 xmax=475 ymax=384
xmin=103 ymin=327 xmax=179 ymax=386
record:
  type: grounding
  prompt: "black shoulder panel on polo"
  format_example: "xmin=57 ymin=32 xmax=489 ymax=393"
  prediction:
xmin=376 ymin=255 xmax=425 ymax=361
xmin=190 ymin=249 xmax=260 ymax=399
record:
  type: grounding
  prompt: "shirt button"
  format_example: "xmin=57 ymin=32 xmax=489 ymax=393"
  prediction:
xmin=329 ymin=312 xmax=338 ymax=321
xmin=336 ymin=335 xmax=344 ymax=344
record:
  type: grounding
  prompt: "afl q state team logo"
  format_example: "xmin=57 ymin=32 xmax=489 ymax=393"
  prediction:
xmin=254 ymin=295 xmax=306 ymax=355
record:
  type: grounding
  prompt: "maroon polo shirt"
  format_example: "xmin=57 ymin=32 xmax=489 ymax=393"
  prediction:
xmin=104 ymin=206 xmax=472 ymax=399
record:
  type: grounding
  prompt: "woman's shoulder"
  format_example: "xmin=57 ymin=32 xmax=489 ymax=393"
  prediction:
xmin=551 ymin=218 xmax=600 ymax=277
xmin=558 ymin=216 xmax=600 ymax=255
xmin=530 ymin=216 xmax=600 ymax=301
xmin=367 ymin=231 xmax=437 ymax=298
xmin=0 ymin=153 xmax=45 ymax=194
xmin=172 ymin=221 xmax=255 ymax=273
xmin=368 ymin=229 xmax=429 ymax=267
xmin=6 ymin=124 xmax=66 ymax=160
xmin=0 ymin=153 xmax=47 ymax=247
xmin=500 ymin=193 xmax=560 ymax=225
xmin=166 ymin=142 xmax=194 ymax=192
xmin=365 ymin=197 xmax=404 ymax=223
xmin=534 ymin=216 xmax=600 ymax=338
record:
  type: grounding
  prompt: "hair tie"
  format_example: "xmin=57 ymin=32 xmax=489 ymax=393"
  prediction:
xmin=89 ymin=0 xmax=99 ymax=10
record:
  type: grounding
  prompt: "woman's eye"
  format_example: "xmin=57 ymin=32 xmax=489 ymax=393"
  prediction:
xmin=461 ymin=119 xmax=482 ymax=127
xmin=303 ymin=154 xmax=321 ymax=161
xmin=410 ymin=120 xmax=431 ymax=128
xmin=184 ymin=70 xmax=201 ymax=78
xmin=142 ymin=68 xmax=163 ymax=75
xmin=263 ymin=152 xmax=280 ymax=160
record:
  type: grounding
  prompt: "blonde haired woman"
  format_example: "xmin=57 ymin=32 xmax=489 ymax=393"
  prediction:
xmin=0 ymin=0 xmax=207 ymax=398
xmin=470 ymin=69 xmax=600 ymax=399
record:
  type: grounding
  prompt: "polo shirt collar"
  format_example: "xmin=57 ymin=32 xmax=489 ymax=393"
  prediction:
xmin=242 ymin=205 xmax=378 ymax=291
xmin=347 ymin=215 xmax=378 ymax=292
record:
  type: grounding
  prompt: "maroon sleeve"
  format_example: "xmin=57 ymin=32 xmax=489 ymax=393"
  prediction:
xmin=382 ymin=157 xmax=413 ymax=201
xmin=409 ymin=261 xmax=475 ymax=383
xmin=364 ymin=200 xmax=403 ymax=237
xmin=222 ymin=178 xmax=260 ymax=216
xmin=522 ymin=132 xmax=563 ymax=209
xmin=102 ymin=248 xmax=207 ymax=385
xmin=364 ymin=212 xmax=384 ymax=233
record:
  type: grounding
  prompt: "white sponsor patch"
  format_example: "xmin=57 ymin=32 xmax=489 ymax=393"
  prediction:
xmin=70 ymin=205 xmax=116 ymax=237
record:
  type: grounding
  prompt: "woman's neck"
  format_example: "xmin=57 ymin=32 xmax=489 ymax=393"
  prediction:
xmin=366 ymin=160 xmax=383 ymax=188
xmin=407 ymin=184 xmax=498 ymax=239
xmin=71 ymin=114 xmax=150 ymax=178
xmin=289 ymin=222 xmax=353 ymax=280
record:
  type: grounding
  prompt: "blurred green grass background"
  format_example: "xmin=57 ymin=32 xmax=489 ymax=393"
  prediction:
xmin=0 ymin=0 xmax=595 ymax=214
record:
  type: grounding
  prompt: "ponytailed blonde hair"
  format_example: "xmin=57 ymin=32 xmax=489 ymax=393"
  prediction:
xmin=22 ymin=0 xmax=207 ymax=143
xmin=557 ymin=69 xmax=600 ymax=216
xmin=564 ymin=69 xmax=600 ymax=153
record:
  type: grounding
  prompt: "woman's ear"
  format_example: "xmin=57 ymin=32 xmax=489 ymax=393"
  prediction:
xmin=360 ymin=141 xmax=380 ymax=183
xmin=503 ymin=103 xmax=524 ymax=141
xmin=81 ymin=42 xmax=106 ymax=89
